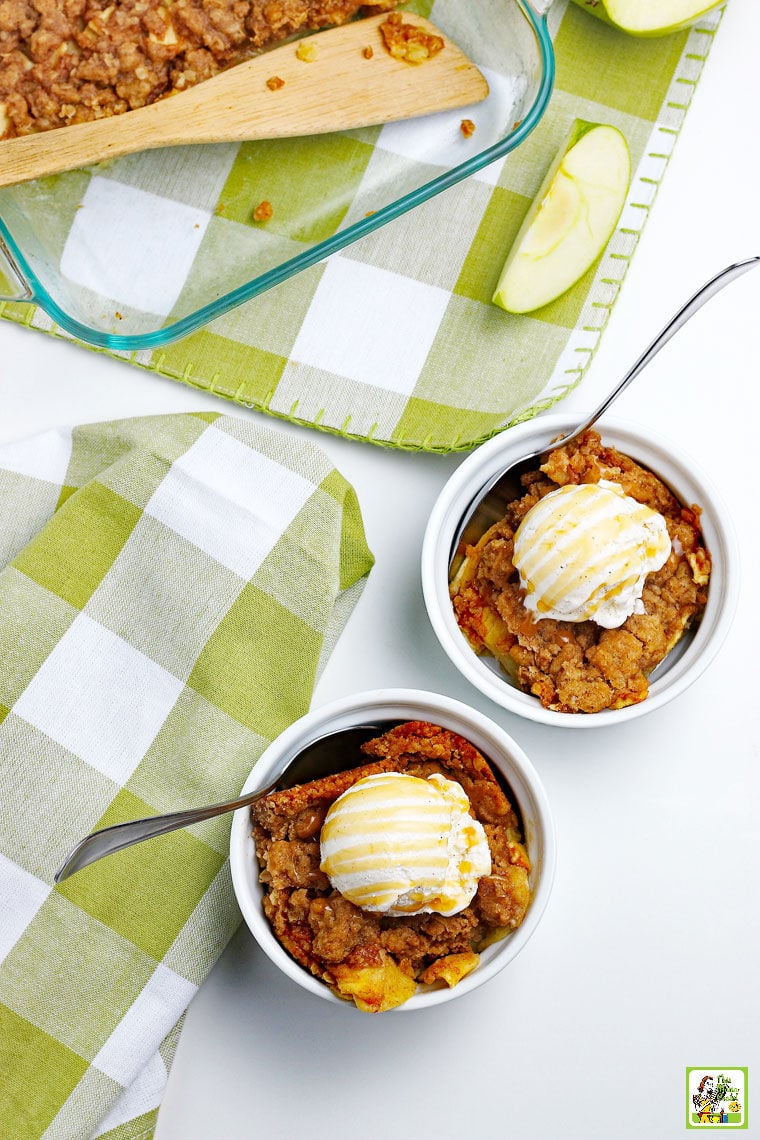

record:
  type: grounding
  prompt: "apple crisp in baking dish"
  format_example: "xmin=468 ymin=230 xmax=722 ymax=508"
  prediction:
xmin=0 ymin=0 xmax=396 ymax=138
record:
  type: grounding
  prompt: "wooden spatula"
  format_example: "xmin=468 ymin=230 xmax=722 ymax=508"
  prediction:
xmin=0 ymin=14 xmax=488 ymax=189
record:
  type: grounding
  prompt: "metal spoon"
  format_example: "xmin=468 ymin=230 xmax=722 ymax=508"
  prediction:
xmin=55 ymin=722 xmax=394 ymax=883
xmin=450 ymin=256 xmax=760 ymax=565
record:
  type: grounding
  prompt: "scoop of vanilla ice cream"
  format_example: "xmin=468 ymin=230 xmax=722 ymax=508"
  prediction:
xmin=512 ymin=479 xmax=671 ymax=628
xmin=319 ymin=771 xmax=491 ymax=917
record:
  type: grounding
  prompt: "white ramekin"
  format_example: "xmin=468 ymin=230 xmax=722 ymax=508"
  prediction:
xmin=230 ymin=688 xmax=555 ymax=1011
xmin=421 ymin=415 xmax=739 ymax=727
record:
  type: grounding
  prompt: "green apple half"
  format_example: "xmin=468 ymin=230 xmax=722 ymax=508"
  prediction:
xmin=492 ymin=120 xmax=630 ymax=315
xmin=569 ymin=0 xmax=724 ymax=36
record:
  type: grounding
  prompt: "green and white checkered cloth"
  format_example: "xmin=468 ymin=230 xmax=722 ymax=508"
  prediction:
xmin=0 ymin=412 xmax=374 ymax=1140
xmin=0 ymin=1 xmax=725 ymax=450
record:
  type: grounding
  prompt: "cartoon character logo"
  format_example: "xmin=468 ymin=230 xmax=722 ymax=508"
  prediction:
xmin=690 ymin=1072 xmax=742 ymax=1125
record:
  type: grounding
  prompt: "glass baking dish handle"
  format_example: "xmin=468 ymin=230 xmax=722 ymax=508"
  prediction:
xmin=0 ymin=234 xmax=33 ymax=302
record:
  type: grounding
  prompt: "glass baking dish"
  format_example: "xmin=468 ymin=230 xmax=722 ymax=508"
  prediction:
xmin=0 ymin=0 xmax=554 ymax=351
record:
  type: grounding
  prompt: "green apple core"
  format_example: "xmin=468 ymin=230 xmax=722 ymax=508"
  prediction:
xmin=521 ymin=172 xmax=581 ymax=259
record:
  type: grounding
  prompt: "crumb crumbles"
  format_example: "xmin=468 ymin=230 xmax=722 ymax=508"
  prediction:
xmin=252 ymin=199 xmax=272 ymax=221
xmin=379 ymin=10 xmax=443 ymax=64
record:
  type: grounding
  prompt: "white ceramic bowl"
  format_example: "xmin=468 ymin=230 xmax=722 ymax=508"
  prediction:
xmin=230 ymin=688 xmax=555 ymax=1011
xmin=422 ymin=415 xmax=739 ymax=727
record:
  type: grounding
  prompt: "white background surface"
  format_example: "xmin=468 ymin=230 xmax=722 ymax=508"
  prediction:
xmin=1 ymin=2 xmax=759 ymax=1136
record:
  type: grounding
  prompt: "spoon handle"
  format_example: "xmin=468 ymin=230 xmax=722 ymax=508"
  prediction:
xmin=54 ymin=782 xmax=276 ymax=883
xmin=561 ymin=256 xmax=760 ymax=450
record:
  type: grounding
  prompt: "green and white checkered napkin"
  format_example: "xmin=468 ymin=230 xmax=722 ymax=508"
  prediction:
xmin=0 ymin=412 xmax=374 ymax=1140
xmin=0 ymin=2 xmax=724 ymax=450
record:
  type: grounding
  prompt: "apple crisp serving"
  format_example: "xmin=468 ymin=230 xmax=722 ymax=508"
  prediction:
xmin=450 ymin=430 xmax=711 ymax=714
xmin=251 ymin=721 xmax=532 ymax=1012
xmin=0 ymin=0 xmax=396 ymax=138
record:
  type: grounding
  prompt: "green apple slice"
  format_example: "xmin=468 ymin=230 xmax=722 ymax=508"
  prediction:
xmin=493 ymin=120 xmax=630 ymax=315
xmin=569 ymin=0 xmax=723 ymax=36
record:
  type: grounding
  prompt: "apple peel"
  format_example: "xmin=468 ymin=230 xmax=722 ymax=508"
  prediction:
xmin=492 ymin=119 xmax=631 ymax=315
xmin=569 ymin=0 xmax=724 ymax=37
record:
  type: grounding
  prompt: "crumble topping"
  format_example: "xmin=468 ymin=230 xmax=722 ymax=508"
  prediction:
xmin=450 ymin=430 xmax=712 ymax=714
xmin=0 ymin=0 xmax=397 ymax=138
xmin=251 ymin=721 xmax=532 ymax=1012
